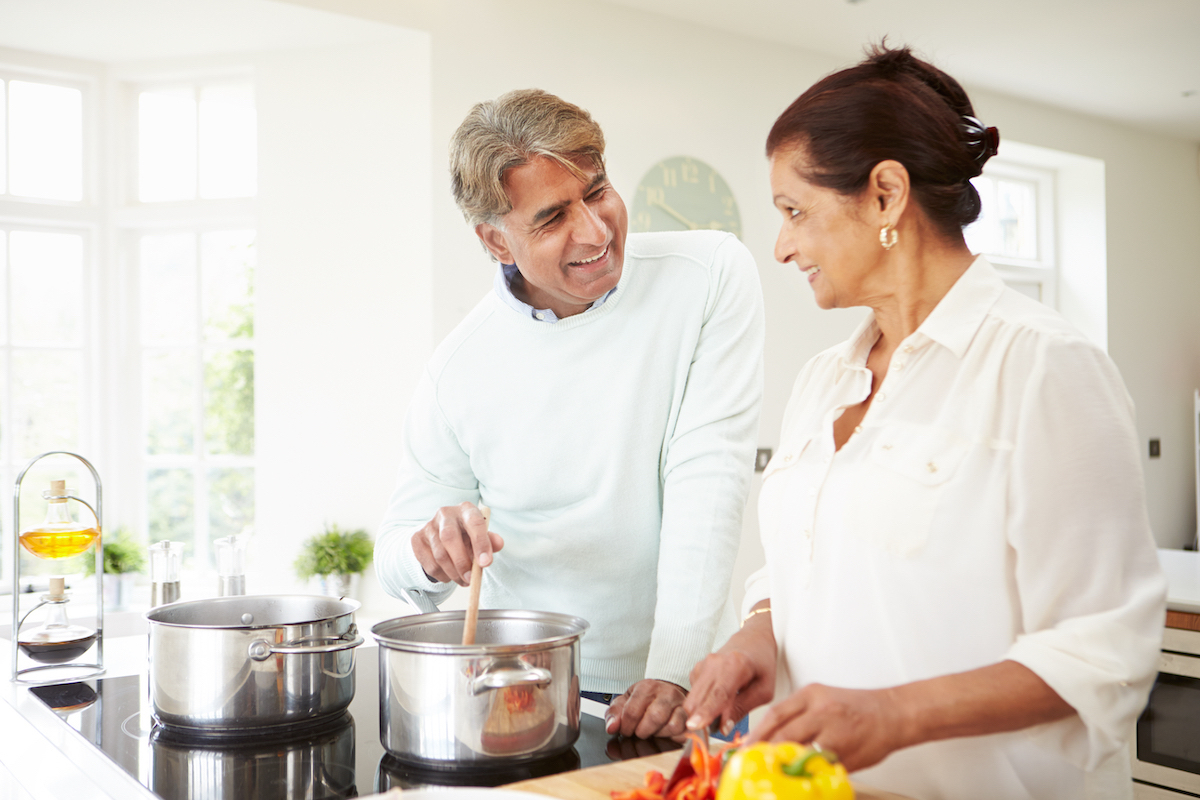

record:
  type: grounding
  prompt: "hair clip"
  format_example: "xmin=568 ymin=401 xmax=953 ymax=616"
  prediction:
xmin=961 ymin=115 xmax=1000 ymax=162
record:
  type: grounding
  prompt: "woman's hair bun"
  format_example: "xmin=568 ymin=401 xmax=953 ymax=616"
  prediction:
xmin=766 ymin=42 xmax=995 ymax=237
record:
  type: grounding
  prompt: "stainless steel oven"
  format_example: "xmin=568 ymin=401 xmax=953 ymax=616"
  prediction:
xmin=1133 ymin=625 xmax=1200 ymax=798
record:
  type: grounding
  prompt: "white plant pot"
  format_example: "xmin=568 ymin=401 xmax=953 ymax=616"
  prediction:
xmin=317 ymin=573 xmax=360 ymax=600
xmin=103 ymin=573 xmax=138 ymax=610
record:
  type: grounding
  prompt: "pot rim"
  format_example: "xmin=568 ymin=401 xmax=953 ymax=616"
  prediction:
xmin=371 ymin=608 xmax=588 ymax=655
xmin=145 ymin=594 xmax=361 ymax=629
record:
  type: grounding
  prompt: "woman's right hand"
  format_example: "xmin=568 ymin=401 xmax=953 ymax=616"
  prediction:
xmin=683 ymin=603 xmax=777 ymax=735
xmin=411 ymin=502 xmax=504 ymax=586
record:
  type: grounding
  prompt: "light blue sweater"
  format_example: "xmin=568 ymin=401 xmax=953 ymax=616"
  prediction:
xmin=375 ymin=230 xmax=764 ymax=693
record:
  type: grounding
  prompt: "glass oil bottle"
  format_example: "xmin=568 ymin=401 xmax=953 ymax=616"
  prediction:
xmin=11 ymin=452 xmax=105 ymax=683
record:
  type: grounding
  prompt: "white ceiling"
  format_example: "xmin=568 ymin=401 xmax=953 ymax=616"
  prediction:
xmin=0 ymin=0 xmax=398 ymax=63
xmin=609 ymin=0 xmax=1200 ymax=142
xmin=0 ymin=0 xmax=1197 ymax=142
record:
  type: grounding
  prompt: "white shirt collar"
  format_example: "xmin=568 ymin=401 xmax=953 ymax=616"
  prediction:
xmin=494 ymin=263 xmax=615 ymax=323
xmin=839 ymin=255 xmax=1006 ymax=366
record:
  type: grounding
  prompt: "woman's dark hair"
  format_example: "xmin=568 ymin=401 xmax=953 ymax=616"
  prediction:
xmin=766 ymin=44 xmax=999 ymax=238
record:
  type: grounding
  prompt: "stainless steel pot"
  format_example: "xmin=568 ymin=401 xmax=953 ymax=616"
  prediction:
xmin=146 ymin=595 xmax=363 ymax=730
xmin=372 ymin=609 xmax=588 ymax=767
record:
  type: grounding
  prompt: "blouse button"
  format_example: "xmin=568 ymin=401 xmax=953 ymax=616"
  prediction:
xmin=903 ymin=345 xmax=914 ymax=354
xmin=783 ymin=454 xmax=793 ymax=463
xmin=893 ymin=361 xmax=905 ymax=371
xmin=927 ymin=462 xmax=938 ymax=473
xmin=876 ymin=392 xmax=887 ymax=402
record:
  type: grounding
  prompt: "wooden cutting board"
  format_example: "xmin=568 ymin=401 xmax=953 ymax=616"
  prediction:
xmin=504 ymin=749 xmax=915 ymax=800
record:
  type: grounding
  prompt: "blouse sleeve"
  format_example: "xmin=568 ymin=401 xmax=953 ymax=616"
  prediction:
xmin=1004 ymin=333 xmax=1166 ymax=769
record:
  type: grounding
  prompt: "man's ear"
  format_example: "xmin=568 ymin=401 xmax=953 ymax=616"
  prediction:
xmin=476 ymin=223 xmax=514 ymax=264
xmin=867 ymin=159 xmax=911 ymax=225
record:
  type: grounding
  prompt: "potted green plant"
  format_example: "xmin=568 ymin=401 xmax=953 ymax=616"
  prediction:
xmin=294 ymin=524 xmax=373 ymax=598
xmin=82 ymin=527 xmax=147 ymax=610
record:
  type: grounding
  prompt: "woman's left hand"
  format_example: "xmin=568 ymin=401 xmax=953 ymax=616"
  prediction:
xmin=748 ymin=661 xmax=1075 ymax=773
xmin=746 ymin=683 xmax=910 ymax=772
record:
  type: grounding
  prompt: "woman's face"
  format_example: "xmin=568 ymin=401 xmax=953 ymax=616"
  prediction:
xmin=770 ymin=148 xmax=884 ymax=310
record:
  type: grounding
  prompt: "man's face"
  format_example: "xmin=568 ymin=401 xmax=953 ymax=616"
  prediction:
xmin=477 ymin=157 xmax=628 ymax=320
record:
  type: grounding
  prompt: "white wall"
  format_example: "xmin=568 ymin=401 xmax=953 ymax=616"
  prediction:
xmin=252 ymin=32 xmax=433 ymax=612
xmin=268 ymin=0 xmax=1200 ymax=619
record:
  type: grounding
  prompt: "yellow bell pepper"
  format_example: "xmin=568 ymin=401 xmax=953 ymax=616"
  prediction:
xmin=715 ymin=742 xmax=853 ymax=800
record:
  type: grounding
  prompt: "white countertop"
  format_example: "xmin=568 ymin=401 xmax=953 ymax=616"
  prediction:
xmin=1158 ymin=547 xmax=1200 ymax=614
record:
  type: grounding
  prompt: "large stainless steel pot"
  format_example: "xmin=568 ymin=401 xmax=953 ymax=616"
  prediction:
xmin=372 ymin=609 xmax=588 ymax=767
xmin=147 ymin=595 xmax=363 ymax=731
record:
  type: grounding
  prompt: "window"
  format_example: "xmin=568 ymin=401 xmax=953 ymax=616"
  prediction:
xmin=130 ymin=77 xmax=257 ymax=572
xmin=964 ymin=140 xmax=1108 ymax=352
xmin=966 ymin=159 xmax=1057 ymax=305
xmin=0 ymin=57 xmax=257 ymax=590
xmin=1 ymin=68 xmax=96 ymax=587
xmin=139 ymin=228 xmax=255 ymax=570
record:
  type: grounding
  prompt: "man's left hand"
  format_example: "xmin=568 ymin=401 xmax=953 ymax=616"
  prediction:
xmin=605 ymin=679 xmax=688 ymax=739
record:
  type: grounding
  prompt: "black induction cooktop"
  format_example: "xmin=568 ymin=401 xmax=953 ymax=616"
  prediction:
xmin=29 ymin=648 xmax=681 ymax=800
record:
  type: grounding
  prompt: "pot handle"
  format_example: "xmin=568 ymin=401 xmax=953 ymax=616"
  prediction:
xmin=469 ymin=662 xmax=553 ymax=696
xmin=248 ymin=629 xmax=365 ymax=661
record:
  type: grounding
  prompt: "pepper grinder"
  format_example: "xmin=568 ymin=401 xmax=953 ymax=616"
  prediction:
xmin=149 ymin=541 xmax=182 ymax=607
xmin=214 ymin=535 xmax=246 ymax=596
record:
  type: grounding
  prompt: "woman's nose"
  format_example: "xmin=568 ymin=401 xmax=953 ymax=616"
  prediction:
xmin=774 ymin=227 xmax=795 ymax=265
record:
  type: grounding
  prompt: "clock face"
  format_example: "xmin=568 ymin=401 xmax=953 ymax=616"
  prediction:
xmin=630 ymin=156 xmax=742 ymax=239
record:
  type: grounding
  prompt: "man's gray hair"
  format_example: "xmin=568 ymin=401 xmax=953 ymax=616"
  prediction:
xmin=449 ymin=89 xmax=606 ymax=228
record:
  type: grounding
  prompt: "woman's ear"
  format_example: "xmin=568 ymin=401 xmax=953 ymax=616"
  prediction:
xmin=476 ymin=223 xmax=514 ymax=264
xmin=868 ymin=160 xmax=910 ymax=225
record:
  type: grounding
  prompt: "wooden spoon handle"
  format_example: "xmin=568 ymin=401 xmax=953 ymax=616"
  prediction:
xmin=462 ymin=504 xmax=490 ymax=645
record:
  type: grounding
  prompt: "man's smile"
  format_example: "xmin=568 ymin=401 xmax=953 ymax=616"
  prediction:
xmin=569 ymin=245 xmax=609 ymax=267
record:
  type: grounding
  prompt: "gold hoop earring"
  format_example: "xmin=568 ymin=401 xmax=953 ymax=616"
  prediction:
xmin=880 ymin=225 xmax=898 ymax=250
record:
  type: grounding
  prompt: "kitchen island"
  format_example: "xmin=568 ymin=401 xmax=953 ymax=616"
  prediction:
xmin=13 ymin=546 xmax=1197 ymax=800
xmin=1 ymin=629 xmax=915 ymax=800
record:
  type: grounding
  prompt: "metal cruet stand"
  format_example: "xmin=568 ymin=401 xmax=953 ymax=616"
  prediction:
xmin=10 ymin=451 xmax=105 ymax=683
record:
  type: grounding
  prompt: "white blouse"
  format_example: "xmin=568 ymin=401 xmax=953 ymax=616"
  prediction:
xmin=745 ymin=256 xmax=1166 ymax=800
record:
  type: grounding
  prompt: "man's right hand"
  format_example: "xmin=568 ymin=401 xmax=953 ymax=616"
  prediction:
xmin=411 ymin=502 xmax=504 ymax=586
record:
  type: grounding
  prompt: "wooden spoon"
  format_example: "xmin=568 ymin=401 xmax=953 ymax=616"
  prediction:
xmin=462 ymin=504 xmax=491 ymax=645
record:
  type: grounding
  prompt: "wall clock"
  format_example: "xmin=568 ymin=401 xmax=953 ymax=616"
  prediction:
xmin=630 ymin=156 xmax=741 ymax=239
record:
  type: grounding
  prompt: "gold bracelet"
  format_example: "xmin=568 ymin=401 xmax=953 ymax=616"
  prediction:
xmin=741 ymin=607 xmax=771 ymax=628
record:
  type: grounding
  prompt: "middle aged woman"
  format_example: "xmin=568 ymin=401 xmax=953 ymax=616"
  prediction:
xmin=684 ymin=45 xmax=1167 ymax=800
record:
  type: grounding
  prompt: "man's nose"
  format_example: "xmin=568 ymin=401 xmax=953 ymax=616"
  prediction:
xmin=573 ymin=202 xmax=607 ymax=244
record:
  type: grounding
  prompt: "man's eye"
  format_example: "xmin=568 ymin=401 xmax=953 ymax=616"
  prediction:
xmin=587 ymin=187 xmax=608 ymax=202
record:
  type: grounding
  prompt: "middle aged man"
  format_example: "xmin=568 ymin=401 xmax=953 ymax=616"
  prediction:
xmin=374 ymin=89 xmax=764 ymax=738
